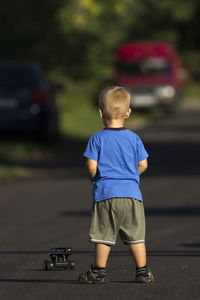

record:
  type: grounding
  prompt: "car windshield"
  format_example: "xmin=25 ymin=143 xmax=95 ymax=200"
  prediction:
xmin=118 ymin=57 xmax=171 ymax=76
xmin=0 ymin=66 xmax=39 ymax=87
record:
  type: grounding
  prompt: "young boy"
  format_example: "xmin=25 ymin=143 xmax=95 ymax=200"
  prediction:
xmin=79 ymin=86 xmax=154 ymax=284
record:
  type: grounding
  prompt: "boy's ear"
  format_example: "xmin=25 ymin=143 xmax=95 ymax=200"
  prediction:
xmin=125 ymin=108 xmax=131 ymax=119
xmin=99 ymin=108 xmax=103 ymax=118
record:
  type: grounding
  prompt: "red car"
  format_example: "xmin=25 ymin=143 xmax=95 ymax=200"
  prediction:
xmin=115 ymin=42 xmax=185 ymax=111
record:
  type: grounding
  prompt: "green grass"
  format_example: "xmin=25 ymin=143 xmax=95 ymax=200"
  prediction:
xmin=58 ymin=79 xmax=103 ymax=139
xmin=182 ymin=80 xmax=200 ymax=101
xmin=58 ymin=79 xmax=163 ymax=139
xmin=60 ymin=97 xmax=103 ymax=139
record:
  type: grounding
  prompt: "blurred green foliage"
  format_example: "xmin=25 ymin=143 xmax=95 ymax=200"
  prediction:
xmin=1 ymin=0 xmax=200 ymax=83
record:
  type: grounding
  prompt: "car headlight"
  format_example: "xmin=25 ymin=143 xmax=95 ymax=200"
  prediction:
xmin=156 ymin=86 xmax=175 ymax=98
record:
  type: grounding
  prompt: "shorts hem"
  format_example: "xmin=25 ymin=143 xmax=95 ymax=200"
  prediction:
xmin=89 ymin=238 xmax=116 ymax=245
xmin=123 ymin=239 xmax=145 ymax=245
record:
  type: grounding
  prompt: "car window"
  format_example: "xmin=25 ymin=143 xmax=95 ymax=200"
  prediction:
xmin=118 ymin=57 xmax=171 ymax=76
xmin=0 ymin=66 xmax=39 ymax=87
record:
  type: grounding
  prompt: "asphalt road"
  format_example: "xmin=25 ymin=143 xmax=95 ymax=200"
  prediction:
xmin=0 ymin=103 xmax=200 ymax=300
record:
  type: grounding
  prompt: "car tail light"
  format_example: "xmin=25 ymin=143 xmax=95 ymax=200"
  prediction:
xmin=32 ymin=89 xmax=48 ymax=104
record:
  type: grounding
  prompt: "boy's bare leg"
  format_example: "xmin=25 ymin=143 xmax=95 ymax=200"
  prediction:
xmin=94 ymin=243 xmax=111 ymax=268
xmin=129 ymin=242 xmax=147 ymax=268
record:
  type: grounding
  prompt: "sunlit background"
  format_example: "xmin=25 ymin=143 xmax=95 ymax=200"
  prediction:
xmin=0 ymin=0 xmax=200 ymax=181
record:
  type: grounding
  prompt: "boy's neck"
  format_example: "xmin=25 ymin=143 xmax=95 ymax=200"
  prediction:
xmin=104 ymin=118 xmax=125 ymax=128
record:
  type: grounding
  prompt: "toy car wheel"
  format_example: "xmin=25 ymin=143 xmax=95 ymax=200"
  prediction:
xmin=44 ymin=260 xmax=49 ymax=270
xmin=49 ymin=262 xmax=54 ymax=270
xmin=69 ymin=261 xmax=75 ymax=270
xmin=44 ymin=260 xmax=53 ymax=270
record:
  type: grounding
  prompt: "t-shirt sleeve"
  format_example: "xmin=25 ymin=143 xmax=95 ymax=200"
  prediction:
xmin=137 ymin=135 xmax=149 ymax=162
xmin=83 ymin=135 xmax=99 ymax=161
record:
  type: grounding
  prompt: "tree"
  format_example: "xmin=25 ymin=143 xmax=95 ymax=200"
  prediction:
xmin=1 ymin=0 xmax=200 ymax=80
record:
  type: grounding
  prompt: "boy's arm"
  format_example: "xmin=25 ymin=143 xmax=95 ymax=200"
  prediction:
xmin=138 ymin=158 xmax=148 ymax=175
xmin=85 ymin=158 xmax=98 ymax=181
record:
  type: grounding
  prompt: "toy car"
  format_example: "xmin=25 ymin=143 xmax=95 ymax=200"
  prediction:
xmin=44 ymin=247 xmax=75 ymax=270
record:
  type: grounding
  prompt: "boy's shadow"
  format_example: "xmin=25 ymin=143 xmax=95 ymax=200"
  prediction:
xmin=0 ymin=278 xmax=79 ymax=284
xmin=110 ymin=280 xmax=137 ymax=284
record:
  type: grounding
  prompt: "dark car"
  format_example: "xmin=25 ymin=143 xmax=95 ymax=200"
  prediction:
xmin=0 ymin=62 xmax=58 ymax=139
xmin=114 ymin=42 xmax=185 ymax=112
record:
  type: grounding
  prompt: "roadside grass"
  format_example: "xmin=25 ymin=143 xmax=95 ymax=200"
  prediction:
xmin=59 ymin=79 xmax=166 ymax=138
xmin=0 ymin=80 xmax=199 ymax=181
xmin=182 ymin=80 xmax=200 ymax=101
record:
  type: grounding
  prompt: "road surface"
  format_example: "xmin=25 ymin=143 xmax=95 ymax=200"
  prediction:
xmin=0 ymin=103 xmax=199 ymax=300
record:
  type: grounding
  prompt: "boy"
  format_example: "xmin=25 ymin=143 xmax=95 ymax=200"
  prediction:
xmin=79 ymin=86 xmax=154 ymax=284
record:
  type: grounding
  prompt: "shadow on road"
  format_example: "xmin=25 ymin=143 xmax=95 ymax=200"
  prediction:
xmin=59 ymin=205 xmax=200 ymax=218
xmin=0 ymin=250 xmax=199 ymax=257
xmin=0 ymin=278 xmax=78 ymax=284
xmin=0 ymin=134 xmax=87 ymax=180
xmin=145 ymin=205 xmax=200 ymax=216
xmin=144 ymin=141 xmax=200 ymax=177
xmin=138 ymin=107 xmax=200 ymax=177
xmin=180 ymin=242 xmax=200 ymax=248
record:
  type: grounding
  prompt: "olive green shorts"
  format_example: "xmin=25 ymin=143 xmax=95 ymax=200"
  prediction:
xmin=89 ymin=198 xmax=145 ymax=245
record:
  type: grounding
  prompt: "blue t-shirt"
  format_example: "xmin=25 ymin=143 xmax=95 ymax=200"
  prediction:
xmin=83 ymin=128 xmax=148 ymax=203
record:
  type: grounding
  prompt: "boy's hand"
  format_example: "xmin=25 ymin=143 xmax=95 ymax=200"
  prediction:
xmin=138 ymin=159 xmax=148 ymax=175
xmin=85 ymin=158 xmax=98 ymax=181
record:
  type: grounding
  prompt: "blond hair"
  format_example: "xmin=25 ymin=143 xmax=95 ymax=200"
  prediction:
xmin=99 ymin=86 xmax=131 ymax=120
